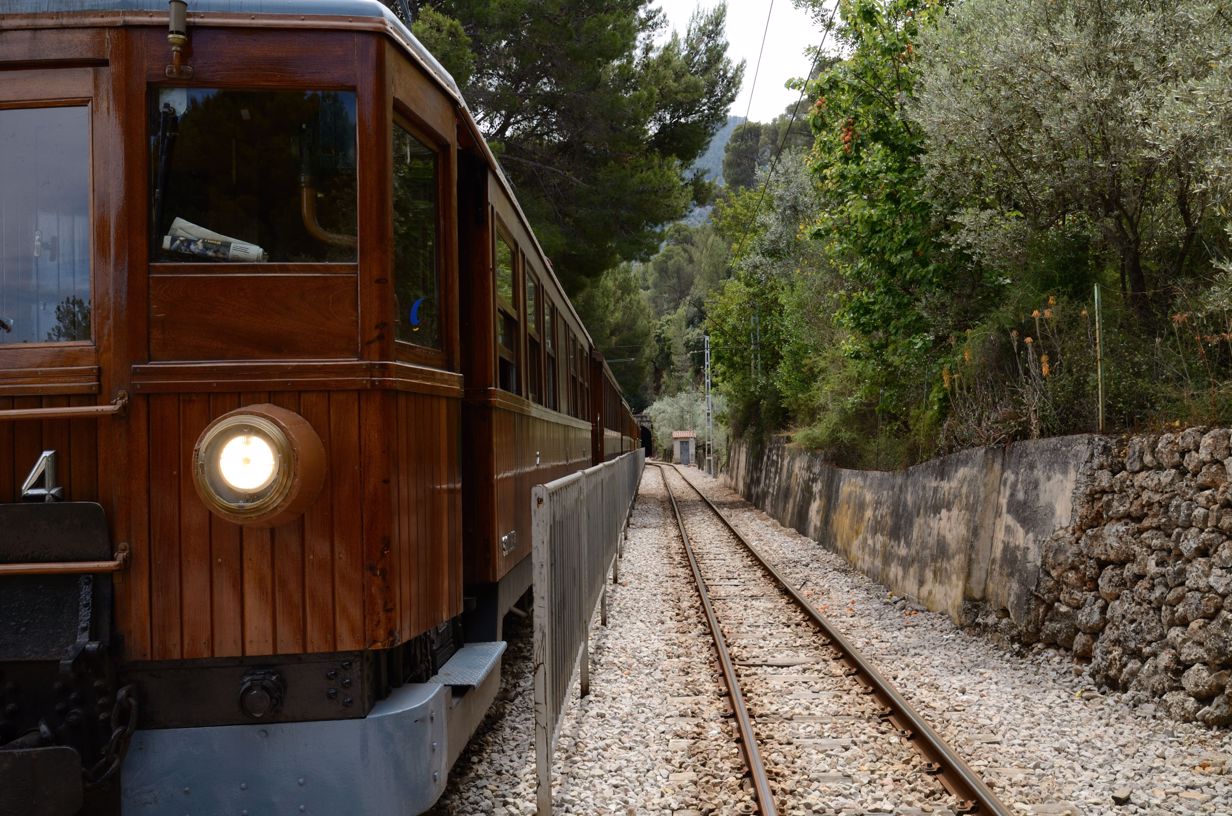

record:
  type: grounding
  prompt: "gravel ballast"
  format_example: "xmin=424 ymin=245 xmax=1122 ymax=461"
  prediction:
xmin=431 ymin=464 xmax=1232 ymax=814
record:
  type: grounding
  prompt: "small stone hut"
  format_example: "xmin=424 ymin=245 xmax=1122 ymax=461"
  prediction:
xmin=672 ymin=430 xmax=697 ymax=466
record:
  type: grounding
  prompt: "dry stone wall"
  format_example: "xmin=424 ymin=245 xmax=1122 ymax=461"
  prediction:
xmin=725 ymin=428 xmax=1232 ymax=725
xmin=1032 ymin=428 xmax=1232 ymax=725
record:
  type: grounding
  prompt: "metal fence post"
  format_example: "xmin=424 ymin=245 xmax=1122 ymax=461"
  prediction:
xmin=532 ymin=486 xmax=553 ymax=816
xmin=580 ymin=636 xmax=590 ymax=697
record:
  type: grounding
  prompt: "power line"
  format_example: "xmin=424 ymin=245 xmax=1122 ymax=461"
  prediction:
xmin=732 ymin=0 xmax=840 ymax=261
xmin=742 ymin=0 xmax=776 ymax=124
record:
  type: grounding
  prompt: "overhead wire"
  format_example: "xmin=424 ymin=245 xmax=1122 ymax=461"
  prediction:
xmin=731 ymin=0 xmax=841 ymax=261
xmin=742 ymin=0 xmax=776 ymax=125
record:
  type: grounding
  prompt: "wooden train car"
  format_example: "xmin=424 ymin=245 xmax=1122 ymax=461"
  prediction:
xmin=458 ymin=158 xmax=597 ymax=639
xmin=0 ymin=2 xmax=638 ymax=814
xmin=590 ymin=354 xmax=640 ymax=464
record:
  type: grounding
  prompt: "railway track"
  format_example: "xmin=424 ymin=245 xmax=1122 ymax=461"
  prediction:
xmin=654 ymin=462 xmax=1011 ymax=816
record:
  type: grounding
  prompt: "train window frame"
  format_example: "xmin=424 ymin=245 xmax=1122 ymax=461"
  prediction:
xmin=565 ymin=334 xmax=575 ymax=417
xmin=0 ymin=70 xmax=99 ymax=370
xmin=390 ymin=113 xmax=447 ymax=364
xmin=544 ymin=303 xmax=558 ymax=412
xmin=524 ymin=266 xmax=543 ymax=405
xmin=494 ymin=227 xmax=521 ymax=395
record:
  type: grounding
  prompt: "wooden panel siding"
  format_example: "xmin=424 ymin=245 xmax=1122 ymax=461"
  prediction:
xmin=463 ymin=394 xmax=591 ymax=586
xmin=149 ymin=274 xmax=359 ymax=362
xmin=128 ymin=388 xmax=460 ymax=660
xmin=0 ymin=394 xmax=107 ymax=505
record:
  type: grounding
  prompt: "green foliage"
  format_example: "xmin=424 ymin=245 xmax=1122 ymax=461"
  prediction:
xmin=575 ymin=263 xmax=656 ymax=410
xmin=912 ymin=0 xmax=1232 ymax=445
xmin=804 ymin=0 xmax=982 ymax=424
xmin=410 ymin=6 xmax=474 ymax=86
xmin=708 ymin=0 xmax=1230 ymax=467
xmin=722 ymin=121 xmax=762 ymax=190
xmin=418 ymin=0 xmax=743 ymax=292
xmin=912 ymin=0 xmax=1232 ymax=321
xmin=706 ymin=271 xmax=787 ymax=437
xmin=722 ymin=97 xmax=816 ymax=191
xmin=645 ymin=388 xmax=727 ymax=462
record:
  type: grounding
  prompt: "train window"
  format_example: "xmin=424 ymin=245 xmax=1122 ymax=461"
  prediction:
xmin=150 ymin=88 xmax=357 ymax=263
xmin=583 ymin=349 xmax=592 ymax=420
xmin=545 ymin=305 xmax=558 ymax=411
xmin=525 ymin=273 xmax=542 ymax=404
xmin=0 ymin=105 xmax=91 ymax=345
xmin=495 ymin=234 xmax=519 ymax=393
xmin=569 ymin=337 xmax=581 ymax=418
xmin=392 ymin=124 xmax=440 ymax=349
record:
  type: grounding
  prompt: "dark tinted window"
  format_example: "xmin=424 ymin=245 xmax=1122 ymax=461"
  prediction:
xmin=0 ymin=106 xmax=91 ymax=345
xmin=392 ymin=125 xmax=439 ymax=348
xmin=495 ymin=236 xmax=519 ymax=393
xmin=151 ymin=88 xmax=356 ymax=263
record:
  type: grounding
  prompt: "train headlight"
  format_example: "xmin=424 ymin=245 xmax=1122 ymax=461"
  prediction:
xmin=218 ymin=432 xmax=278 ymax=492
xmin=193 ymin=404 xmax=326 ymax=527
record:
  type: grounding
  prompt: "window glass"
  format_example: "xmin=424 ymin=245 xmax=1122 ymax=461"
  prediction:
xmin=0 ymin=106 xmax=91 ymax=345
xmin=151 ymin=88 xmax=356 ymax=263
xmin=495 ymin=237 xmax=514 ymax=308
xmin=392 ymin=125 xmax=440 ymax=348
xmin=526 ymin=274 xmax=539 ymax=334
xmin=495 ymin=235 xmax=519 ymax=392
xmin=545 ymin=306 xmax=557 ymax=411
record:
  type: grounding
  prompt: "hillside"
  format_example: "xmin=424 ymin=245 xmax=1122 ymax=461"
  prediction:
xmin=692 ymin=114 xmax=745 ymax=186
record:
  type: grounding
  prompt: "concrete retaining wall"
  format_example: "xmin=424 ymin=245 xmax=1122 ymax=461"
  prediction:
xmin=727 ymin=434 xmax=1100 ymax=625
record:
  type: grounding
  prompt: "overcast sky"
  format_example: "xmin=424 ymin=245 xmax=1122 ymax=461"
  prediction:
xmin=654 ymin=0 xmax=823 ymax=123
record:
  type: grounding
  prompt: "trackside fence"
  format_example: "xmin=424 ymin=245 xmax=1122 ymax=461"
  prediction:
xmin=532 ymin=449 xmax=645 ymax=815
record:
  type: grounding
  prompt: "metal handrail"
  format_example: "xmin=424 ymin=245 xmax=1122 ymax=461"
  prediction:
xmin=0 ymin=542 xmax=130 ymax=576
xmin=0 ymin=391 xmax=127 ymax=422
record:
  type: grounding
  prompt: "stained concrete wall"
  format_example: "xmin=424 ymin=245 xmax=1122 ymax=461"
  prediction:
xmin=726 ymin=434 xmax=1100 ymax=625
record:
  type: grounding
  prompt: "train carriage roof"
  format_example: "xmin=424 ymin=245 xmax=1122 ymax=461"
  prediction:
xmin=1 ymin=0 xmax=600 ymax=353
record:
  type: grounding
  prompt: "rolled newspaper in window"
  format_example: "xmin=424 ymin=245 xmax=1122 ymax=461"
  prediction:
xmin=163 ymin=217 xmax=268 ymax=262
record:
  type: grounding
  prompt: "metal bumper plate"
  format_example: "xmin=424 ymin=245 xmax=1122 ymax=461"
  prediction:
xmin=121 ymin=682 xmax=449 ymax=816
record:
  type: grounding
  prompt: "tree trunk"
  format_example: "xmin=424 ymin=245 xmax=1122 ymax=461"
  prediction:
xmin=1125 ymin=247 xmax=1150 ymax=321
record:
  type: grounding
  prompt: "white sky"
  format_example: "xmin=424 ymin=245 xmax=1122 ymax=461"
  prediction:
xmin=655 ymin=0 xmax=823 ymax=123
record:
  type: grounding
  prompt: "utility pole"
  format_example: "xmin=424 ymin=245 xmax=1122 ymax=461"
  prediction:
xmin=705 ymin=334 xmax=714 ymax=476
xmin=1094 ymin=283 xmax=1105 ymax=434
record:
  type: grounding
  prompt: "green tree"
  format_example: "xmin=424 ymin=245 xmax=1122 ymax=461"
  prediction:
xmin=721 ymin=98 xmax=815 ymax=191
xmin=912 ymin=0 xmax=1232 ymax=321
xmin=645 ymin=388 xmax=727 ymax=461
xmin=575 ymin=263 xmax=656 ymax=409
xmin=408 ymin=1 xmax=743 ymax=292
xmin=722 ymin=121 xmax=764 ymax=190
xmin=409 ymin=6 xmax=474 ymax=86
xmin=799 ymin=0 xmax=987 ymax=436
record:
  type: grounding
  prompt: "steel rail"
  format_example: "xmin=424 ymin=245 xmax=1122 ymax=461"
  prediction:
xmin=668 ymin=464 xmax=1012 ymax=816
xmin=653 ymin=463 xmax=778 ymax=816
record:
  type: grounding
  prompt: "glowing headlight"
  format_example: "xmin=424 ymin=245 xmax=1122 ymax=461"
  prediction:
xmin=218 ymin=433 xmax=278 ymax=492
xmin=192 ymin=404 xmax=326 ymax=527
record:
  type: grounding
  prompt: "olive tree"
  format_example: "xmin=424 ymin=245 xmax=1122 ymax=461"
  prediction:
xmin=912 ymin=0 xmax=1232 ymax=319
